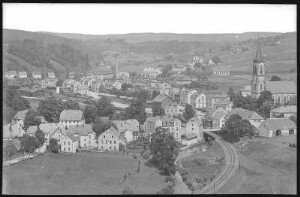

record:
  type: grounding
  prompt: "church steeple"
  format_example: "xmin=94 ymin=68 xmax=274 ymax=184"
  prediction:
xmin=251 ymin=37 xmax=266 ymax=99
xmin=254 ymin=37 xmax=263 ymax=63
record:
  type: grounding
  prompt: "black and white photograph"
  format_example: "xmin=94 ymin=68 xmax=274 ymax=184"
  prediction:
xmin=2 ymin=3 xmax=297 ymax=195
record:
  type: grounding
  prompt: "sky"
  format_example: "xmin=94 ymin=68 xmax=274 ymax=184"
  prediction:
xmin=3 ymin=4 xmax=297 ymax=35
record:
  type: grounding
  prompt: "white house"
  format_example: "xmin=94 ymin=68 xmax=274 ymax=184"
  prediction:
xmin=194 ymin=93 xmax=207 ymax=109
xmin=18 ymin=71 xmax=28 ymax=78
xmin=61 ymin=133 xmax=79 ymax=153
xmin=67 ymin=124 xmax=97 ymax=149
xmin=26 ymin=123 xmax=63 ymax=145
xmin=32 ymin=71 xmax=42 ymax=79
xmin=120 ymin=130 xmax=139 ymax=143
xmin=4 ymin=70 xmax=17 ymax=79
xmin=3 ymin=124 xmax=25 ymax=139
xmin=50 ymin=127 xmax=68 ymax=146
xmin=47 ymin=72 xmax=56 ymax=78
xmin=185 ymin=116 xmax=203 ymax=142
xmin=143 ymin=116 xmax=163 ymax=137
xmin=258 ymin=118 xmax=296 ymax=138
xmin=161 ymin=116 xmax=182 ymax=143
xmin=59 ymin=110 xmax=85 ymax=128
xmin=112 ymin=119 xmax=140 ymax=133
xmin=12 ymin=109 xmax=29 ymax=128
xmin=97 ymin=127 xmax=120 ymax=152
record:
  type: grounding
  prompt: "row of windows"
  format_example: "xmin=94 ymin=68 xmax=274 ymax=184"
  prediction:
xmin=100 ymin=146 xmax=117 ymax=150
xmin=101 ymin=140 xmax=117 ymax=144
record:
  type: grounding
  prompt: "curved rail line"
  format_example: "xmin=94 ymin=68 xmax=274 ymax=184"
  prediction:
xmin=195 ymin=131 xmax=239 ymax=194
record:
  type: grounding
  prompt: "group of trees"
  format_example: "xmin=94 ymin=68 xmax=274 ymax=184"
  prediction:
xmin=229 ymin=88 xmax=276 ymax=119
xmin=219 ymin=114 xmax=255 ymax=143
xmin=19 ymin=129 xmax=46 ymax=154
xmin=4 ymin=87 xmax=31 ymax=123
xmin=149 ymin=127 xmax=178 ymax=176
xmin=183 ymin=104 xmax=195 ymax=121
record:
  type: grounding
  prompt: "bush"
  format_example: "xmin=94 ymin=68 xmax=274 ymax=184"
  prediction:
xmin=289 ymin=143 xmax=297 ymax=148
xmin=49 ymin=138 xmax=59 ymax=153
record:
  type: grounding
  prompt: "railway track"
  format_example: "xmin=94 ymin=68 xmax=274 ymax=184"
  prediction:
xmin=195 ymin=131 xmax=239 ymax=194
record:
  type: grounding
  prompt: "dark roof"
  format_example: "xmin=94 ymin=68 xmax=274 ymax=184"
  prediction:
xmin=67 ymin=124 xmax=94 ymax=136
xmin=262 ymin=118 xmax=296 ymax=130
xmin=153 ymin=94 xmax=169 ymax=103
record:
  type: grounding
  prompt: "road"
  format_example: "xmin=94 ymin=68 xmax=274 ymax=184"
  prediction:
xmin=195 ymin=130 xmax=239 ymax=194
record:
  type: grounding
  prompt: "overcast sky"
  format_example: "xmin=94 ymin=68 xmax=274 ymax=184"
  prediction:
xmin=3 ymin=4 xmax=297 ymax=35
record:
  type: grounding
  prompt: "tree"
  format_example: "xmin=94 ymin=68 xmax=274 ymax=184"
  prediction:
xmin=220 ymin=114 xmax=254 ymax=143
xmin=256 ymin=91 xmax=273 ymax=109
xmin=233 ymin=94 xmax=256 ymax=111
xmin=149 ymin=127 xmax=178 ymax=176
xmin=64 ymin=100 xmax=80 ymax=110
xmin=152 ymin=105 xmax=165 ymax=117
xmin=212 ymin=56 xmax=222 ymax=64
xmin=122 ymin=187 xmax=134 ymax=195
xmin=96 ymin=97 xmax=115 ymax=118
xmin=49 ymin=138 xmax=60 ymax=153
xmin=20 ymin=135 xmax=39 ymax=154
xmin=23 ymin=109 xmax=38 ymax=130
xmin=37 ymin=96 xmax=65 ymax=122
xmin=4 ymin=141 xmax=18 ymax=160
xmin=92 ymin=119 xmax=117 ymax=137
xmin=121 ymin=83 xmax=128 ymax=91
xmin=35 ymin=129 xmax=46 ymax=148
xmin=137 ymin=90 xmax=149 ymax=103
xmin=129 ymin=71 xmax=137 ymax=79
xmin=4 ymin=87 xmax=30 ymax=113
xmin=227 ymin=87 xmax=235 ymax=101
xmin=152 ymin=90 xmax=160 ymax=100
xmin=123 ymin=100 xmax=147 ymax=124
xmin=289 ymin=115 xmax=297 ymax=126
xmin=183 ymin=104 xmax=194 ymax=121
xmin=270 ymin=75 xmax=281 ymax=81
xmin=84 ymin=105 xmax=98 ymax=124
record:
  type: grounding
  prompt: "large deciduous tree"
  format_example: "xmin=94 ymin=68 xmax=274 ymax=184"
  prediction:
xmin=35 ymin=129 xmax=46 ymax=148
xmin=84 ymin=105 xmax=98 ymax=124
xmin=123 ymin=100 xmax=147 ymax=124
xmin=23 ymin=109 xmax=38 ymax=130
xmin=183 ymin=104 xmax=194 ymax=121
xmin=37 ymin=97 xmax=65 ymax=123
xmin=270 ymin=75 xmax=281 ymax=81
xmin=92 ymin=119 xmax=117 ymax=137
xmin=64 ymin=99 xmax=80 ymax=110
xmin=149 ymin=127 xmax=178 ymax=176
xmin=20 ymin=135 xmax=39 ymax=154
xmin=4 ymin=141 xmax=18 ymax=160
xmin=49 ymin=138 xmax=60 ymax=153
xmin=96 ymin=96 xmax=115 ymax=118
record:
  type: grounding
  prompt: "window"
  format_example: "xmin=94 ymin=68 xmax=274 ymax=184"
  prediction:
xmin=64 ymin=142 xmax=66 ymax=145
xmin=112 ymin=135 xmax=114 ymax=138
xmin=110 ymin=140 xmax=112 ymax=144
xmin=68 ymin=147 xmax=70 ymax=151
xmin=260 ymin=83 xmax=263 ymax=92
xmin=114 ymin=140 xmax=116 ymax=144
xmin=104 ymin=135 xmax=105 ymax=138
xmin=109 ymin=146 xmax=111 ymax=149
xmin=68 ymin=142 xmax=70 ymax=145
xmin=101 ymin=146 xmax=103 ymax=149
xmin=102 ymin=140 xmax=103 ymax=144
xmin=289 ymin=129 xmax=294 ymax=135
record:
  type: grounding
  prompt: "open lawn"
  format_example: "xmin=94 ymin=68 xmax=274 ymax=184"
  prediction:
xmin=3 ymin=152 xmax=165 ymax=195
xmin=218 ymin=136 xmax=296 ymax=194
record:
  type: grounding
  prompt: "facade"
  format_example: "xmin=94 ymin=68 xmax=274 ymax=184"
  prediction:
xmin=211 ymin=107 xmax=227 ymax=129
xmin=12 ymin=109 xmax=29 ymax=127
xmin=143 ymin=116 xmax=163 ymax=137
xmin=48 ymin=72 xmax=56 ymax=78
xmin=27 ymin=123 xmax=63 ymax=145
xmin=142 ymin=67 xmax=162 ymax=78
xmin=152 ymin=94 xmax=175 ymax=109
xmin=3 ymin=124 xmax=25 ymax=139
xmin=194 ymin=92 xmax=207 ymax=109
xmin=67 ymin=124 xmax=97 ymax=149
xmin=164 ymin=106 xmax=180 ymax=117
xmin=161 ymin=116 xmax=182 ymax=142
xmin=61 ymin=133 xmax=79 ymax=153
xmin=32 ymin=71 xmax=42 ymax=79
xmin=212 ymin=69 xmax=230 ymax=77
xmin=18 ymin=71 xmax=28 ymax=78
xmin=50 ymin=127 xmax=68 ymax=146
xmin=97 ymin=127 xmax=120 ymax=151
xmin=185 ymin=116 xmax=203 ymax=142
xmin=111 ymin=119 xmax=140 ymax=133
xmin=270 ymin=105 xmax=297 ymax=118
xmin=258 ymin=118 xmax=296 ymax=138
xmin=41 ymin=78 xmax=58 ymax=88
xmin=59 ymin=110 xmax=85 ymax=128
xmin=120 ymin=130 xmax=139 ymax=143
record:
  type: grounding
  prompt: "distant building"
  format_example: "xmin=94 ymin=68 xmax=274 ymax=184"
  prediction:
xmin=67 ymin=124 xmax=97 ymax=149
xmin=32 ymin=71 xmax=42 ymax=79
xmin=211 ymin=107 xmax=227 ymax=129
xmin=18 ymin=71 xmax=28 ymax=78
xmin=270 ymin=105 xmax=297 ymax=118
xmin=3 ymin=124 xmax=25 ymax=139
xmin=59 ymin=110 xmax=85 ymax=128
xmin=184 ymin=116 xmax=203 ymax=142
xmin=152 ymin=94 xmax=175 ymax=109
xmin=142 ymin=67 xmax=162 ymax=78
xmin=212 ymin=69 xmax=230 ymax=77
xmin=41 ymin=78 xmax=58 ymax=88
xmin=12 ymin=109 xmax=29 ymax=127
xmin=161 ymin=116 xmax=182 ymax=142
xmin=4 ymin=70 xmax=17 ymax=79
xmin=47 ymin=72 xmax=56 ymax=78
xmin=111 ymin=119 xmax=140 ymax=133
xmin=258 ymin=118 xmax=296 ymax=138
xmin=61 ymin=133 xmax=79 ymax=153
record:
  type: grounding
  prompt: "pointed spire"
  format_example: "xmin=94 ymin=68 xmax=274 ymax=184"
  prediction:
xmin=254 ymin=37 xmax=263 ymax=62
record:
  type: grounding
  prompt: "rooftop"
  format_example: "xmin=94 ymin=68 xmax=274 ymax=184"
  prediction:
xmin=59 ymin=110 xmax=83 ymax=121
xmin=271 ymin=105 xmax=297 ymax=114
xmin=262 ymin=118 xmax=296 ymax=130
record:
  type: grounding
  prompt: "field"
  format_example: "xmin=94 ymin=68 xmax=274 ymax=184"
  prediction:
xmin=178 ymin=141 xmax=225 ymax=188
xmin=218 ymin=136 xmax=296 ymax=194
xmin=3 ymin=152 xmax=166 ymax=195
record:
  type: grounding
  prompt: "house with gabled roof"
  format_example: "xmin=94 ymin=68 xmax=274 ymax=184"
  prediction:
xmin=3 ymin=124 xmax=25 ymax=139
xmin=152 ymin=94 xmax=175 ymax=109
xmin=184 ymin=116 xmax=203 ymax=142
xmin=161 ymin=116 xmax=182 ymax=143
xmin=97 ymin=127 xmax=121 ymax=151
xmin=50 ymin=127 xmax=68 ymax=146
xmin=27 ymin=123 xmax=64 ymax=145
xmin=270 ymin=105 xmax=297 ymax=118
xmin=59 ymin=110 xmax=85 ymax=128
xmin=258 ymin=118 xmax=296 ymax=138
xmin=5 ymin=70 xmax=17 ymax=79
xmin=32 ymin=71 xmax=42 ymax=79
xmin=111 ymin=119 xmax=139 ymax=133
xmin=143 ymin=116 xmax=163 ymax=138
xmin=61 ymin=133 xmax=79 ymax=153
xmin=67 ymin=124 xmax=97 ymax=149
xmin=18 ymin=71 xmax=28 ymax=78
xmin=12 ymin=109 xmax=29 ymax=127
xmin=47 ymin=72 xmax=56 ymax=78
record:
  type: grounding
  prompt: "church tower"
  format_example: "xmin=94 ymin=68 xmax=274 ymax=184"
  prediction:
xmin=251 ymin=37 xmax=266 ymax=99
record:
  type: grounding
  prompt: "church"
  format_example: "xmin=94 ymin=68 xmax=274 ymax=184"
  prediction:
xmin=241 ymin=38 xmax=297 ymax=104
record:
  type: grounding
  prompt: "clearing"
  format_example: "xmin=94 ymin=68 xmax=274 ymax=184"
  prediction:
xmin=3 ymin=152 xmax=166 ymax=195
xmin=218 ymin=136 xmax=296 ymax=194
